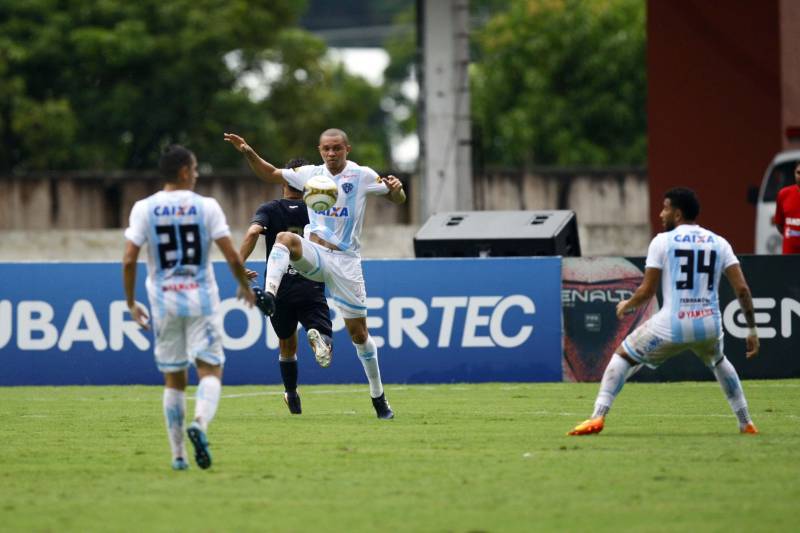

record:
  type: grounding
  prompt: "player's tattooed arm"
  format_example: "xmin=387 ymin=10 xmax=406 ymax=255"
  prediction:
xmin=724 ymin=264 xmax=759 ymax=359
xmin=616 ymin=267 xmax=660 ymax=318
xmin=223 ymin=132 xmax=284 ymax=184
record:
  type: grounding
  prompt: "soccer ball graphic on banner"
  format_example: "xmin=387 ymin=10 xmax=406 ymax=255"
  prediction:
xmin=303 ymin=175 xmax=339 ymax=212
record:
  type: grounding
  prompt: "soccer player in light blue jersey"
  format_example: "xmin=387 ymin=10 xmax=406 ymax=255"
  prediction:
xmin=224 ymin=129 xmax=406 ymax=419
xmin=123 ymin=145 xmax=255 ymax=470
xmin=569 ymin=187 xmax=760 ymax=435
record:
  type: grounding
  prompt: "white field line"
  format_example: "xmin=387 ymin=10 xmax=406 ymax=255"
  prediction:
xmin=10 ymin=381 xmax=798 ymax=404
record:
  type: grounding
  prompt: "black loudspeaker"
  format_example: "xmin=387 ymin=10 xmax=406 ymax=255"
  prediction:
xmin=413 ymin=210 xmax=581 ymax=257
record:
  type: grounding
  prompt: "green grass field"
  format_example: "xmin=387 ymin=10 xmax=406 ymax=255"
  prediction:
xmin=1 ymin=381 xmax=797 ymax=532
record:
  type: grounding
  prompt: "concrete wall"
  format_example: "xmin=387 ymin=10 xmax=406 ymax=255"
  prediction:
xmin=0 ymin=169 xmax=649 ymax=259
xmin=475 ymin=168 xmax=651 ymax=256
xmin=0 ymin=172 xmax=411 ymax=231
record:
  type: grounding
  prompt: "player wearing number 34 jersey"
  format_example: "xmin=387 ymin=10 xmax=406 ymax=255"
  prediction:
xmin=568 ymin=188 xmax=761 ymax=436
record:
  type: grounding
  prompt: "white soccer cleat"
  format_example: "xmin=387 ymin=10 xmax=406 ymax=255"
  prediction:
xmin=308 ymin=328 xmax=332 ymax=368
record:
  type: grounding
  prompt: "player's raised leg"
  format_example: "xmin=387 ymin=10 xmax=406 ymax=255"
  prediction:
xmin=163 ymin=370 xmax=189 ymax=470
xmin=568 ymin=350 xmax=636 ymax=435
xmin=260 ymin=232 xmax=305 ymax=316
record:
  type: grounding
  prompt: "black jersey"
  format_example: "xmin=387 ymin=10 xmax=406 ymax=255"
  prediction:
xmin=250 ymin=198 xmax=331 ymax=339
xmin=250 ymin=199 xmax=321 ymax=292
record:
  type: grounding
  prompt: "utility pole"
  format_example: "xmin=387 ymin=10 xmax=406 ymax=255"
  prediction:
xmin=418 ymin=0 xmax=473 ymax=220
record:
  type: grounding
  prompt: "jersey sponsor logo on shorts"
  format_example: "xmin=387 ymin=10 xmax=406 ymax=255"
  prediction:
xmin=341 ymin=182 xmax=354 ymax=194
xmin=153 ymin=205 xmax=197 ymax=216
xmin=643 ymin=335 xmax=666 ymax=353
xmin=318 ymin=206 xmax=349 ymax=217
xmin=673 ymin=233 xmax=715 ymax=243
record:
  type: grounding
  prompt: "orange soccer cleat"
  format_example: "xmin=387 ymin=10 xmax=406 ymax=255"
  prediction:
xmin=568 ymin=417 xmax=605 ymax=436
xmin=740 ymin=422 xmax=759 ymax=435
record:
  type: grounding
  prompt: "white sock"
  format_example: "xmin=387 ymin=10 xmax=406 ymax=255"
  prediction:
xmin=163 ymin=388 xmax=186 ymax=460
xmin=712 ymin=357 xmax=752 ymax=427
xmin=354 ymin=336 xmax=383 ymax=398
xmin=194 ymin=375 xmax=221 ymax=432
xmin=265 ymin=243 xmax=290 ymax=294
xmin=591 ymin=353 xmax=632 ymax=418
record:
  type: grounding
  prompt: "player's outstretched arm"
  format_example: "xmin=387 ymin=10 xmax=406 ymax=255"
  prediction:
xmin=122 ymin=240 xmax=150 ymax=329
xmin=223 ymin=132 xmax=284 ymax=184
xmin=724 ymin=264 xmax=759 ymax=359
xmin=381 ymin=175 xmax=407 ymax=204
xmin=239 ymin=224 xmax=264 ymax=280
xmin=616 ymin=267 xmax=661 ymax=318
xmin=216 ymin=235 xmax=256 ymax=307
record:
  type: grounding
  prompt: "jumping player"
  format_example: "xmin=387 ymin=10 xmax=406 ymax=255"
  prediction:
xmin=224 ymin=128 xmax=406 ymax=419
xmin=239 ymin=158 xmax=334 ymax=415
xmin=568 ymin=187 xmax=760 ymax=436
xmin=123 ymin=145 xmax=255 ymax=470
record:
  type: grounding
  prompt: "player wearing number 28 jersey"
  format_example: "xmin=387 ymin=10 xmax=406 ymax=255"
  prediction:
xmin=568 ymin=188 xmax=761 ymax=436
xmin=123 ymin=145 xmax=254 ymax=471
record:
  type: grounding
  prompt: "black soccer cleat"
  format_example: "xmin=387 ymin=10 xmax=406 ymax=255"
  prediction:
xmin=186 ymin=422 xmax=212 ymax=469
xmin=284 ymin=391 xmax=302 ymax=415
xmin=371 ymin=393 xmax=394 ymax=420
xmin=253 ymin=286 xmax=276 ymax=317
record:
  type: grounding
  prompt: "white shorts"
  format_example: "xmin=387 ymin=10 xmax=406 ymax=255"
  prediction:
xmin=620 ymin=320 xmax=724 ymax=369
xmin=291 ymin=238 xmax=367 ymax=319
xmin=153 ymin=313 xmax=225 ymax=373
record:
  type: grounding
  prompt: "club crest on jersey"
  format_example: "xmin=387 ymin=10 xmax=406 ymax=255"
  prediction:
xmin=342 ymin=182 xmax=354 ymax=194
xmin=673 ymin=233 xmax=715 ymax=243
xmin=154 ymin=205 xmax=197 ymax=216
xmin=319 ymin=206 xmax=349 ymax=217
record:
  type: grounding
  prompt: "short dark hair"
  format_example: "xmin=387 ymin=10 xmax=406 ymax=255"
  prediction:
xmin=319 ymin=128 xmax=349 ymax=145
xmin=284 ymin=157 xmax=308 ymax=193
xmin=159 ymin=144 xmax=194 ymax=181
xmin=665 ymin=187 xmax=700 ymax=221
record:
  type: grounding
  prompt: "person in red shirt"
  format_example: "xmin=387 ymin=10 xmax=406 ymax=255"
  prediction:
xmin=774 ymin=161 xmax=800 ymax=254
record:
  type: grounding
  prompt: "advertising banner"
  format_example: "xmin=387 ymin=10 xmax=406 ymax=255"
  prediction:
xmin=0 ymin=258 xmax=563 ymax=385
xmin=562 ymin=255 xmax=800 ymax=381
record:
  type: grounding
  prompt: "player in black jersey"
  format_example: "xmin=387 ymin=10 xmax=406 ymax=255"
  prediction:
xmin=240 ymin=158 xmax=333 ymax=415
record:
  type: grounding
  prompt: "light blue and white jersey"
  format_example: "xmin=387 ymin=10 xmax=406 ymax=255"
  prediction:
xmin=282 ymin=161 xmax=389 ymax=256
xmin=646 ymin=225 xmax=739 ymax=342
xmin=124 ymin=190 xmax=230 ymax=317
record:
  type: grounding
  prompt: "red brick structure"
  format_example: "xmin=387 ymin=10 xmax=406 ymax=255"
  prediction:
xmin=647 ymin=0 xmax=800 ymax=251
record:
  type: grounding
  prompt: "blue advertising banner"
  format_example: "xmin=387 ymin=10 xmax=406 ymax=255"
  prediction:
xmin=0 ymin=258 xmax=562 ymax=385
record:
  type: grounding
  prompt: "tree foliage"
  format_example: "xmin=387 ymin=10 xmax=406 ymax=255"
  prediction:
xmin=0 ymin=0 xmax=391 ymax=172
xmin=382 ymin=0 xmax=646 ymax=168
xmin=471 ymin=0 xmax=647 ymax=167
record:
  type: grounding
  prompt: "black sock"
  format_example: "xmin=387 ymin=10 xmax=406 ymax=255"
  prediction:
xmin=279 ymin=360 xmax=298 ymax=393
